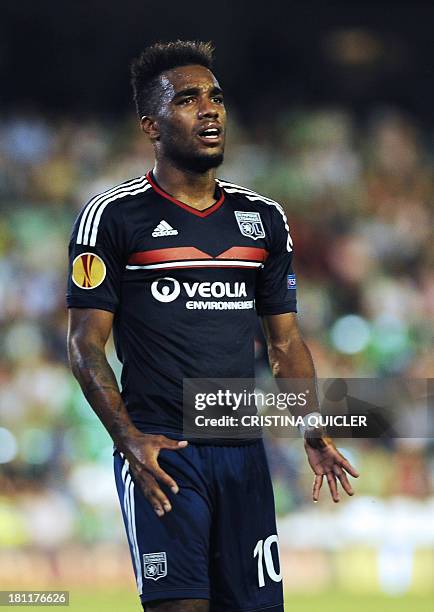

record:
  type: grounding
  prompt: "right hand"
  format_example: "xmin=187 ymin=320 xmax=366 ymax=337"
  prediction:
xmin=120 ymin=432 xmax=188 ymax=517
xmin=304 ymin=434 xmax=359 ymax=503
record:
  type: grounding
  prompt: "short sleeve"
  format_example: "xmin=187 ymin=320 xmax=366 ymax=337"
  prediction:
xmin=255 ymin=205 xmax=297 ymax=316
xmin=66 ymin=201 xmax=125 ymax=313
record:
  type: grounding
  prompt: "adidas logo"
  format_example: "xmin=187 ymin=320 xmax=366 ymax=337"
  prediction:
xmin=152 ymin=220 xmax=179 ymax=238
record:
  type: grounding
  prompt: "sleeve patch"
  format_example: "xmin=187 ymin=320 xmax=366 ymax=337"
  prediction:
xmin=72 ymin=253 xmax=107 ymax=289
xmin=287 ymin=274 xmax=297 ymax=289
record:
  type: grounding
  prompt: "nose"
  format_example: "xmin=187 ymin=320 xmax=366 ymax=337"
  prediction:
xmin=197 ymin=98 xmax=219 ymax=119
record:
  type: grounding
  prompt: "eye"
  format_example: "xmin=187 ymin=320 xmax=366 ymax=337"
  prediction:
xmin=212 ymin=96 xmax=224 ymax=104
xmin=179 ymin=97 xmax=195 ymax=105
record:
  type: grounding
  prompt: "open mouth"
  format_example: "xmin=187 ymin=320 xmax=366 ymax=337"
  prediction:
xmin=197 ymin=126 xmax=222 ymax=142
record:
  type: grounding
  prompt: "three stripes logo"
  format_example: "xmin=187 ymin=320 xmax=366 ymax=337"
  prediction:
xmin=72 ymin=253 xmax=106 ymax=289
xmin=152 ymin=220 xmax=179 ymax=238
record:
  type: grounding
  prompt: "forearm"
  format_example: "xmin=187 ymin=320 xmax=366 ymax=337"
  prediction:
xmin=68 ymin=337 xmax=138 ymax=448
xmin=267 ymin=335 xmax=319 ymax=417
xmin=268 ymin=334 xmax=315 ymax=379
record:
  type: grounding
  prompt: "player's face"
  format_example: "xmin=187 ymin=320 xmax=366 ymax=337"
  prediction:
xmin=153 ymin=65 xmax=226 ymax=172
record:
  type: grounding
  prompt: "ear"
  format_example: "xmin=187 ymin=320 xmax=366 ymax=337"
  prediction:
xmin=140 ymin=115 xmax=160 ymax=141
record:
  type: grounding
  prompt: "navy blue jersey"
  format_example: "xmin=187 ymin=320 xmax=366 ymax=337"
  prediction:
xmin=67 ymin=171 xmax=297 ymax=434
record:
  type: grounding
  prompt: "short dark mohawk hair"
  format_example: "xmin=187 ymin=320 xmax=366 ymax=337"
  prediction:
xmin=131 ymin=40 xmax=214 ymax=118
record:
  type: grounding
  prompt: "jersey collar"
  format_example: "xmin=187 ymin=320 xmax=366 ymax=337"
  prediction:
xmin=146 ymin=171 xmax=225 ymax=218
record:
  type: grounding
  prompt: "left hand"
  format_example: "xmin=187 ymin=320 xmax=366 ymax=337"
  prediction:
xmin=304 ymin=435 xmax=359 ymax=503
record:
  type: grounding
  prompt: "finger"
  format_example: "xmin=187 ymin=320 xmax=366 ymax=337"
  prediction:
xmin=148 ymin=487 xmax=173 ymax=515
xmin=139 ymin=480 xmax=165 ymax=516
xmin=333 ymin=465 xmax=354 ymax=496
xmin=312 ymin=474 xmax=323 ymax=503
xmin=157 ymin=436 xmax=188 ymax=450
xmin=326 ymin=471 xmax=340 ymax=503
xmin=147 ymin=461 xmax=181 ymax=495
xmin=339 ymin=457 xmax=359 ymax=478
xmin=140 ymin=473 xmax=172 ymax=516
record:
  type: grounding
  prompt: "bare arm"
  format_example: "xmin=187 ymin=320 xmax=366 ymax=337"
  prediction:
xmin=262 ymin=312 xmax=359 ymax=502
xmin=262 ymin=312 xmax=318 ymax=413
xmin=67 ymin=308 xmax=136 ymax=442
xmin=67 ymin=308 xmax=187 ymax=516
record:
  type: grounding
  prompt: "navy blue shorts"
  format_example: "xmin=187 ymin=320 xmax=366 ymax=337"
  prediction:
xmin=114 ymin=440 xmax=284 ymax=611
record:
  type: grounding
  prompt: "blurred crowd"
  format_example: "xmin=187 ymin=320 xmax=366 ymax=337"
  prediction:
xmin=0 ymin=108 xmax=433 ymax=556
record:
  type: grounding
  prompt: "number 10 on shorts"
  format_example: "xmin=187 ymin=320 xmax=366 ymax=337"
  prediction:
xmin=253 ymin=535 xmax=282 ymax=587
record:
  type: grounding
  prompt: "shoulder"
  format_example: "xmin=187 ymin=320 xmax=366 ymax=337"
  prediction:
xmin=74 ymin=175 xmax=151 ymax=247
xmin=218 ymin=178 xmax=285 ymax=211
xmin=82 ymin=174 xmax=152 ymax=215
xmin=217 ymin=177 xmax=289 ymax=221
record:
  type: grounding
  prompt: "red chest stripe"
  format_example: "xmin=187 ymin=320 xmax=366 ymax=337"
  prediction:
xmin=217 ymin=247 xmax=268 ymax=262
xmin=128 ymin=246 xmax=268 ymax=265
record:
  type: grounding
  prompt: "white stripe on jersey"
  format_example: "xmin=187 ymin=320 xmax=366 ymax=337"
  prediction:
xmin=88 ymin=183 xmax=152 ymax=247
xmin=76 ymin=176 xmax=149 ymax=246
xmin=218 ymin=181 xmax=277 ymax=203
xmin=77 ymin=175 xmax=146 ymax=244
xmin=126 ymin=260 xmax=264 ymax=270
xmin=218 ymin=180 xmax=293 ymax=252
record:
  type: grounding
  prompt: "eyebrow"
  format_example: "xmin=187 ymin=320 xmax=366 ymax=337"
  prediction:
xmin=172 ymin=86 xmax=223 ymax=101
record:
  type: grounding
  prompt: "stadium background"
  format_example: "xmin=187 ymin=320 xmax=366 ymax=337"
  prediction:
xmin=0 ymin=1 xmax=433 ymax=610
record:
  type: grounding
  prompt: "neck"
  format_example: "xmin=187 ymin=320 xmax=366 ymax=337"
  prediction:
xmin=152 ymin=159 xmax=218 ymax=210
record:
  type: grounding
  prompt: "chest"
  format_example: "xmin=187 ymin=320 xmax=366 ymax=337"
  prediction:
xmin=124 ymin=200 xmax=269 ymax=273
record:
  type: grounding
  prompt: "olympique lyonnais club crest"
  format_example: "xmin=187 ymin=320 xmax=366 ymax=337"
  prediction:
xmin=143 ymin=552 xmax=167 ymax=581
xmin=72 ymin=253 xmax=106 ymax=289
xmin=234 ymin=211 xmax=265 ymax=240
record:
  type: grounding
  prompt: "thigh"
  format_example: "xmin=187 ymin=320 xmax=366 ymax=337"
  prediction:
xmin=114 ymin=449 xmax=211 ymax=608
xmin=209 ymin=441 xmax=284 ymax=612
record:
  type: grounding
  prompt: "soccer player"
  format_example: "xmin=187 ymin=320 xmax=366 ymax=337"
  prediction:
xmin=67 ymin=41 xmax=358 ymax=612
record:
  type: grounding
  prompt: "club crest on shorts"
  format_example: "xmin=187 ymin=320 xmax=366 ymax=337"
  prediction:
xmin=234 ymin=211 xmax=265 ymax=240
xmin=72 ymin=252 xmax=106 ymax=289
xmin=143 ymin=552 xmax=167 ymax=581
